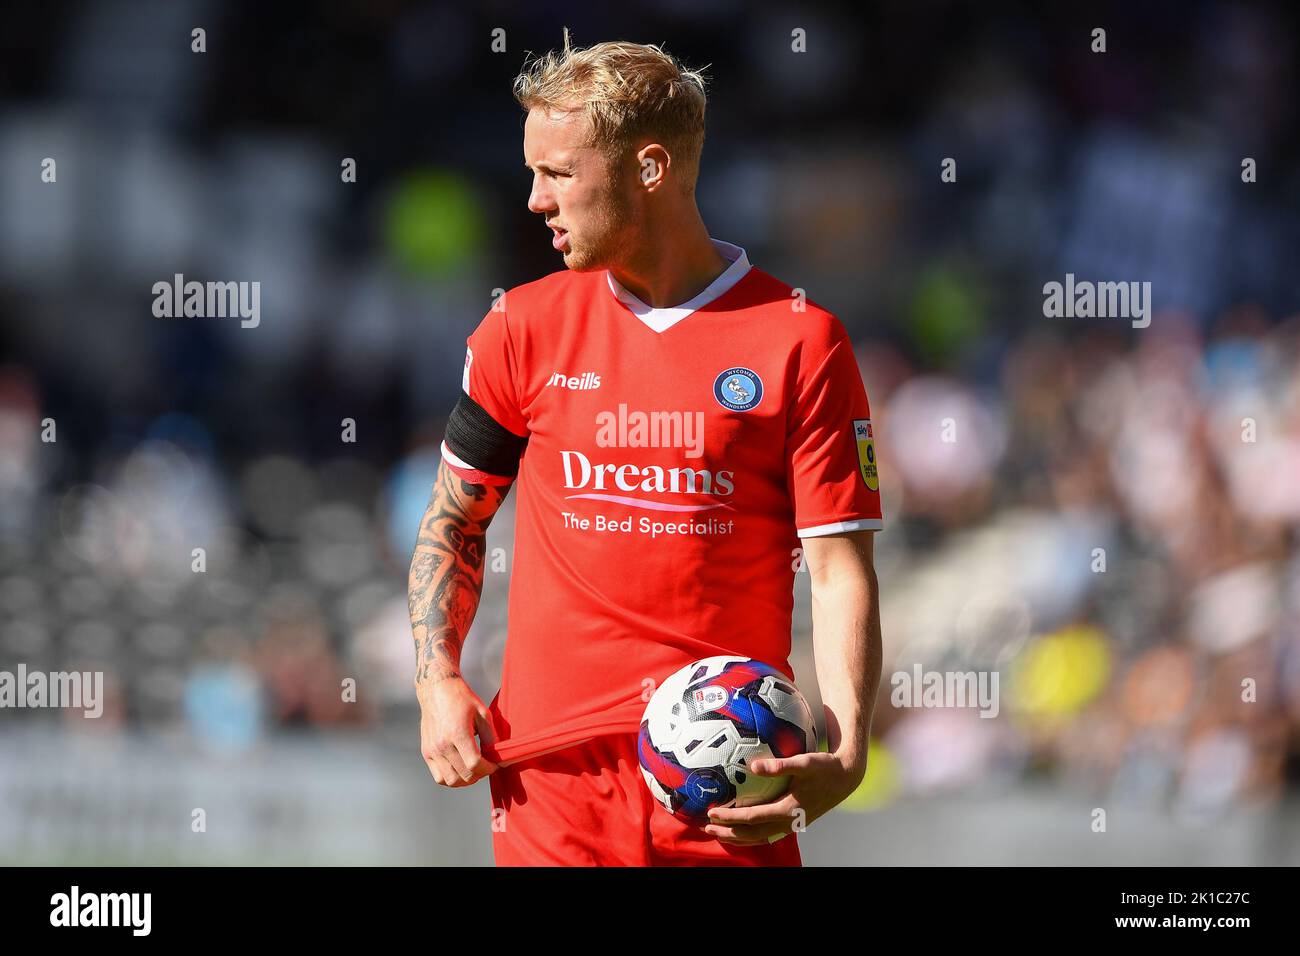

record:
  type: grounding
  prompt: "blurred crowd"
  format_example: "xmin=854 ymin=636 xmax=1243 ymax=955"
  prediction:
xmin=1 ymin=0 xmax=1298 ymax=824
xmin=848 ymin=312 xmax=1300 ymax=822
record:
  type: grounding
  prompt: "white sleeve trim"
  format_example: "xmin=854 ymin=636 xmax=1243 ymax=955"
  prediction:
xmin=797 ymin=517 xmax=883 ymax=537
xmin=440 ymin=439 xmax=477 ymax=471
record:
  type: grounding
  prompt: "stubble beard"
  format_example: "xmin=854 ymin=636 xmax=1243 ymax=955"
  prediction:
xmin=563 ymin=183 xmax=635 ymax=273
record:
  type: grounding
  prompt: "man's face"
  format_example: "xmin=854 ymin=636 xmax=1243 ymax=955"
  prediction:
xmin=523 ymin=107 xmax=635 ymax=271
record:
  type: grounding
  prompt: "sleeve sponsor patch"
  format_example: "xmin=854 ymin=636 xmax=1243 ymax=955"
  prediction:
xmin=853 ymin=419 xmax=878 ymax=491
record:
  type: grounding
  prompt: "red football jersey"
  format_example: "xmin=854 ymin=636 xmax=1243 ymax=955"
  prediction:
xmin=441 ymin=240 xmax=882 ymax=765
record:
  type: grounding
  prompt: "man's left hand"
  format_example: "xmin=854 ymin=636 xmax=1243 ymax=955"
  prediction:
xmin=703 ymin=750 xmax=866 ymax=845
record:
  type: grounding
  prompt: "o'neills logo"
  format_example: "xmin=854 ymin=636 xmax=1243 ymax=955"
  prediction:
xmin=560 ymin=450 xmax=733 ymax=511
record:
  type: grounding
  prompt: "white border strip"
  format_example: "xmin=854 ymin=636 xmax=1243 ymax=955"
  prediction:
xmin=439 ymin=439 xmax=477 ymax=471
xmin=797 ymin=517 xmax=884 ymax=537
xmin=606 ymin=239 xmax=751 ymax=333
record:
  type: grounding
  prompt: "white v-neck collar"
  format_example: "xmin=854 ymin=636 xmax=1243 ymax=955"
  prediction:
xmin=606 ymin=239 xmax=751 ymax=333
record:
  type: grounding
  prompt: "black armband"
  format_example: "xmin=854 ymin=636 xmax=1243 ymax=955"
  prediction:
xmin=444 ymin=391 xmax=528 ymax=478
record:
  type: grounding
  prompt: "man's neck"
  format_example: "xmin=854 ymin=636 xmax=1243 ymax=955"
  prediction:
xmin=608 ymin=217 xmax=730 ymax=309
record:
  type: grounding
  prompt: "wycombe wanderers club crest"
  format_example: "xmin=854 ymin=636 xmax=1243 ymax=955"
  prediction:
xmin=713 ymin=367 xmax=763 ymax=412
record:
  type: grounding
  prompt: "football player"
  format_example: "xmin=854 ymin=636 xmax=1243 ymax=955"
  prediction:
xmin=409 ymin=36 xmax=883 ymax=866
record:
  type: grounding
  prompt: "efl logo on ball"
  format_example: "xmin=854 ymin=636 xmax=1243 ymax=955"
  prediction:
xmin=693 ymin=685 xmax=728 ymax=712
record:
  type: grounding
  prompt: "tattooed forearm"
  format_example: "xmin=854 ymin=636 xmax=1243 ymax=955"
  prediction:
xmin=408 ymin=460 xmax=510 ymax=688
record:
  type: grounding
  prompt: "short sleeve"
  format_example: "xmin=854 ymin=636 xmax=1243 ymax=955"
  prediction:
xmin=785 ymin=324 xmax=884 ymax=537
xmin=463 ymin=308 xmax=528 ymax=437
xmin=439 ymin=308 xmax=530 ymax=485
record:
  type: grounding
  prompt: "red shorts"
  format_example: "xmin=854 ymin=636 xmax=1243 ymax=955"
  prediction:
xmin=488 ymin=732 xmax=802 ymax=867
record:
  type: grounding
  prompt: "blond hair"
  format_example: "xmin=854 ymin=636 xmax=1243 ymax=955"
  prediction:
xmin=513 ymin=34 xmax=709 ymax=191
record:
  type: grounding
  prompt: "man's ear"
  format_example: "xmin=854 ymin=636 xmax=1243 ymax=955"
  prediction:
xmin=637 ymin=145 xmax=671 ymax=191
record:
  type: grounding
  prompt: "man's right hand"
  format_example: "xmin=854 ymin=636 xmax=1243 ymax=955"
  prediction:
xmin=416 ymin=676 xmax=499 ymax=787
